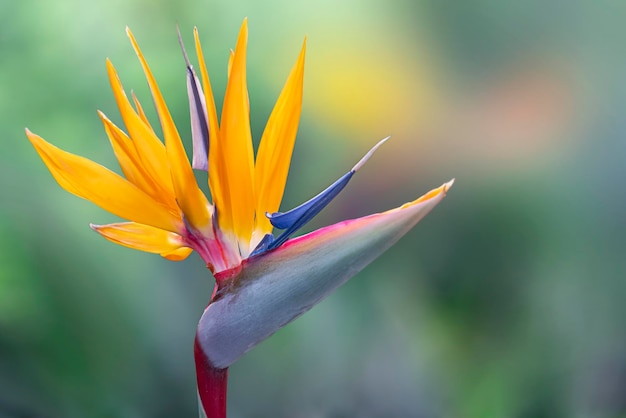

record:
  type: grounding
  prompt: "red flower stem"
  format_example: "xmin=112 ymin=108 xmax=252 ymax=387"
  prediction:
xmin=195 ymin=336 xmax=228 ymax=418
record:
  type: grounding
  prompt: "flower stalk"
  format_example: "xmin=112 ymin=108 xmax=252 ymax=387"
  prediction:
xmin=195 ymin=337 xmax=228 ymax=418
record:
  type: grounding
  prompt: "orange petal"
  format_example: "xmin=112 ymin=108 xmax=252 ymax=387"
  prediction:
xmin=227 ymin=49 xmax=235 ymax=79
xmin=99 ymin=111 xmax=177 ymax=214
xmin=193 ymin=28 xmax=226 ymax=212
xmin=161 ymin=247 xmax=193 ymax=261
xmin=126 ymin=28 xmax=212 ymax=234
xmin=255 ymin=39 xmax=306 ymax=234
xmin=218 ymin=19 xmax=256 ymax=248
xmin=26 ymin=129 xmax=182 ymax=233
xmin=91 ymin=222 xmax=189 ymax=254
xmin=131 ymin=90 xmax=155 ymax=131
xmin=106 ymin=59 xmax=175 ymax=200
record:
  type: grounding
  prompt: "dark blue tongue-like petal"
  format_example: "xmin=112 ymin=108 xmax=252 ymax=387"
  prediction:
xmin=249 ymin=137 xmax=390 ymax=256
xmin=249 ymin=171 xmax=352 ymax=257
xmin=249 ymin=233 xmax=275 ymax=256
xmin=267 ymin=171 xmax=354 ymax=250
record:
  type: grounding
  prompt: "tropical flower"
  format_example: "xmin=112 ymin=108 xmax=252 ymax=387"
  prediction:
xmin=26 ymin=19 xmax=453 ymax=417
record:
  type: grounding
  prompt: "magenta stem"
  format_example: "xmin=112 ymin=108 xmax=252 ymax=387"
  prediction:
xmin=195 ymin=336 xmax=228 ymax=418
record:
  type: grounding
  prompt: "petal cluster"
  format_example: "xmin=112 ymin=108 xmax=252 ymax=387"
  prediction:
xmin=26 ymin=19 xmax=452 ymax=278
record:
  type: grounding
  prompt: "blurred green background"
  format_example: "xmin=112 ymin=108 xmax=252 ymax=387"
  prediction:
xmin=2 ymin=0 xmax=625 ymax=417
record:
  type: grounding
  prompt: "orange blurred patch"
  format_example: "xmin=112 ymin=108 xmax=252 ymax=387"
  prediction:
xmin=451 ymin=59 xmax=577 ymax=165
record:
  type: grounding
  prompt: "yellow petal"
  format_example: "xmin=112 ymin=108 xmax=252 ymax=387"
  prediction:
xmin=106 ymin=59 xmax=175 ymax=201
xmin=126 ymin=27 xmax=212 ymax=234
xmin=399 ymin=179 xmax=455 ymax=209
xmin=91 ymin=222 xmax=188 ymax=254
xmin=161 ymin=247 xmax=193 ymax=261
xmin=227 ymin=49 xmax=235 ymax=79
xmin=218 ymin=19 xmax=256 ymax=247
xmin=131 ymin=90 xmax=155 ymax=131
xmin=99 ymin=111 xmax=177 ymax=214
xmin=255 ymin=39 xmax=306 ymax=234
xmin=26 ymin=129 xmax=182 ymax=233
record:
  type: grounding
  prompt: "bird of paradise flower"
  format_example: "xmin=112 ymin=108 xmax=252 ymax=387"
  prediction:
xmin=26 ymin=19 xmax=453 ymax=418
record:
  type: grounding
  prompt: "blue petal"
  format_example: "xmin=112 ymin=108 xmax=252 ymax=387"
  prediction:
xmin=249 ymin=233 xmax=275 ymax=257
xmin=253 ymin=137 xmax=391 ymax=254
xmin=267 ymin=171 xmax=354 ymax=250
xmin=249 ymin=137 xmax=391 ymax=256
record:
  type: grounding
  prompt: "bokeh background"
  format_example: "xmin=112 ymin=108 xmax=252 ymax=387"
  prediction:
xmin=2 ymin=0 xmax=625 ymax=417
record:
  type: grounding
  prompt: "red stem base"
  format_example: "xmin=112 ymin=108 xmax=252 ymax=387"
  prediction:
xmin=195 ymin=336 xmax=228 ymax=418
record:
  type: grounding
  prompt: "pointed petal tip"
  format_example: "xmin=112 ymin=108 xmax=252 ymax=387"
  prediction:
xmin=405 ymin=178 xmax=454 ymax=210
xmin=176 ymin=25 xmax=192 ymax=68
xmin=25 ymin=128 xmax=42 ymax=144
xmin=351 ymin=136 xmax=390 ymax=172
xmin=96 ymin=109 xmax=107 ymax=121
xmin=124 ymin=27 xmax=136 ymax=46
xmin=298 ymin=38 xmax=307 ymax=66
xmin=105 ymin=58 xmax=117 ymax=76
xmin=239 ymin=18 xmax=249 ymax=36
xmin=25 ymin=128 xmax=42 ymax=148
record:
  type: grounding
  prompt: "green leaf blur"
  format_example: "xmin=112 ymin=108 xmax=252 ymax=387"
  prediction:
xmin=2 ymin=0 xmax=625 ymax=417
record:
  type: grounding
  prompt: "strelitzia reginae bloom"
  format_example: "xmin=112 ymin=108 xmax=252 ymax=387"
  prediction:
xmin=26 ymin=19 xmax=453 ymax=417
